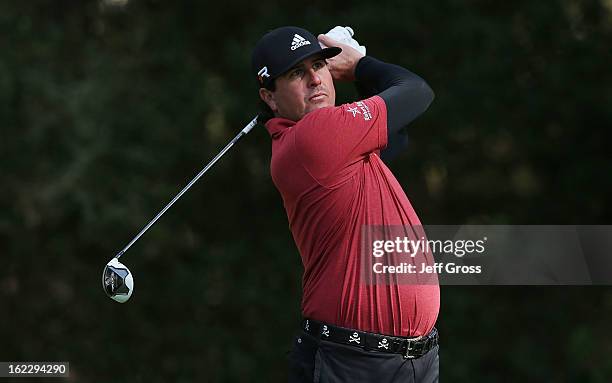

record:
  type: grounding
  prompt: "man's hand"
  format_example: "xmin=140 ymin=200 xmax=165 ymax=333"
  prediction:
xmin=324 ymin=26 xmax=366 ymax=55
xmin=318 ymin=34 xmax=366 ymax=82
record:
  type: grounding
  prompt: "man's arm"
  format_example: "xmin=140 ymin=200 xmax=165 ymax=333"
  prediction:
xmin=318 ymin=35 xmax=434 ymax=161
xmin=355 ymin=57 xmax=434 ymax=162
xmin=355 ymin=56 xmax=434 ymax=136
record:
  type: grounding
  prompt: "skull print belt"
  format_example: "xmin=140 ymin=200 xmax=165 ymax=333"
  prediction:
xmin=302 ymin=318 xmax=438 ymax=359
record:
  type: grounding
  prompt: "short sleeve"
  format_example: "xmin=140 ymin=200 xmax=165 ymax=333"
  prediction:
xmin=295 ymin=96 xmax=388 ymax=182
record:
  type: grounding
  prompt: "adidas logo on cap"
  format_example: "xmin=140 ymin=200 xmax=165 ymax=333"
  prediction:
xmin=290 ymin=34 xmax=311 ymax=51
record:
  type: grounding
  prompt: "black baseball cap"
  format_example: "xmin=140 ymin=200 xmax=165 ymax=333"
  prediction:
xmin=251 ymin=26 xmax=342 ymax=89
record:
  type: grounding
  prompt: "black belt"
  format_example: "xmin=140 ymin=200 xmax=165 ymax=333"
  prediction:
xmin=302 ymin=319 xmax=438 ymax=359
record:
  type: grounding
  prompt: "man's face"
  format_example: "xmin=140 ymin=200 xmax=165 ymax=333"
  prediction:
xmin=259 ymin=55 xmax=336 ymax=121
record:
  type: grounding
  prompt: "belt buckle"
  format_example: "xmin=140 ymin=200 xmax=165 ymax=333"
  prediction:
xmin=404 ymin=340 xmax=414 ymax=359
xmin=403 ymin=335 xmax=423 ymax=359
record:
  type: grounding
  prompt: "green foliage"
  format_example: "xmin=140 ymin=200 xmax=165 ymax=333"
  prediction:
xmin=1 ymin=0 xmax=611 ymax=381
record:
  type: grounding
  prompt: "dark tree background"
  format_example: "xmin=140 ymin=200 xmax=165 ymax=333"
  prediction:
xmin=1 ymin=0 xmax=611 ymax=381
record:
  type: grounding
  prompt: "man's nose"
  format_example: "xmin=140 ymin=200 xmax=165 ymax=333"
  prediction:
xmin=307 ymin=69 xmax=322 ymax=87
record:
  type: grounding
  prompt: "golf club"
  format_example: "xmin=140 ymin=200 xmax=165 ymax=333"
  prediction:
xmin=102 ymin=115 xmax=259 ymax=303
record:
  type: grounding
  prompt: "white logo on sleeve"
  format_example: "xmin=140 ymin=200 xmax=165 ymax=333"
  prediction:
xmin=356 ymin=101 xmax=372 ymax=121
xmin=346 ymin=106 xmax=361 ymax=117
xmin=290 ymin=34 xmax=311 ymax=50
xmin=346 ymin=102 xmax=372 ymax=121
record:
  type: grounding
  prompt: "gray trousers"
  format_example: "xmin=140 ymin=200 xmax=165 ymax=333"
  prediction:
xmin=288 ymin=332 xmax=439 ymax=383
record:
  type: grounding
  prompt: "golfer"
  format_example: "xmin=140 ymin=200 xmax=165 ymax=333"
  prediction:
xmin=252 ymin=26 xmax=439 ymax=382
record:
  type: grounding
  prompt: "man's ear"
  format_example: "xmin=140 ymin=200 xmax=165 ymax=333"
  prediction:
xmin=259 ymin=88 xmax=277 ymax=112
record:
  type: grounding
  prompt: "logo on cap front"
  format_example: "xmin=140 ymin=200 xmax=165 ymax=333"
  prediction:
xmin=290 ymin=34 xmax=311 ymax=51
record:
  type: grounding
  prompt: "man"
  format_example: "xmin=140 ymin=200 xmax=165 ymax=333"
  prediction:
xmin=252 ymin=26 xmax=439 ymax=382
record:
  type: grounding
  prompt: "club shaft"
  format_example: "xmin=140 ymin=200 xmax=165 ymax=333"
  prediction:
xmin=115 ymin=116 xmax=258 ymax=259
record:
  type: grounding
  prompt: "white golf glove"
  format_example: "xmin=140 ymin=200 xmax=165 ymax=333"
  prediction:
xmin=322 ymin=26 xmax=366 ymax=55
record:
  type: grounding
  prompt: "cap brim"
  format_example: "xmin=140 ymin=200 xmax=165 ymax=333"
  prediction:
xmin=273 ymin=46 xmax=342 ymax=81
xmin=319 ymin=46 xmax=342 ymax=59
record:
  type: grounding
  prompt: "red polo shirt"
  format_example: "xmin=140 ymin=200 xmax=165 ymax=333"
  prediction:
xmin=266 ymin=96 xmax=439 ymax=337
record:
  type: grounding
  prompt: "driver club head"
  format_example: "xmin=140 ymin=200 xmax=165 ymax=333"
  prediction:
xmin=102 ymin=258 xmax=134 ymax=303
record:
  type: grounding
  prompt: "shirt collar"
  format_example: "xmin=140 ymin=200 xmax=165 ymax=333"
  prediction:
xmin=265 ymin=117 xmax=296 ymax=139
